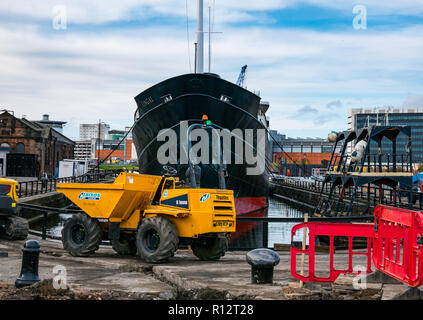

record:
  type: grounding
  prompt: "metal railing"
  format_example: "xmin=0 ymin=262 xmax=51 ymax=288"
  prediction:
xmin=21 ymin=203 xmax=372 ymax=249
xmin=272 ymin=176 xmax=423 ymax=211
xmin=329 ymin=153 xmax=412 ymax=173
xmin=18 ymin=202 xmax=83 ymax=240
xmin=17 ymin=170 xmax=120 ymax=198
xmin=231 ymin=215 xmax=374 ymax=251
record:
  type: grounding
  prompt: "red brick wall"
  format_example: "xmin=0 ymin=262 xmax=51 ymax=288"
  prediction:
xmin=273 ymin=152 xmax=338 ymax=165
xmin=0 ymin=111 xmax=74 ymax=177
xmin=95 ymin=140 xmax=133 ymax=161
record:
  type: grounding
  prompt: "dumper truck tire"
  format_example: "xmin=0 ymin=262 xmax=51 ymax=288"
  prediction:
xmin=191 ymin=236 xmax=229 ymax=261
xmin=61 ymin=213 xmax=103 ymax=257
xmin=1 ymin=215 xmax=29 ymax=240
xmin=136 ymin=216 xmax=179 ymax=263
xmin=111 ymin=235 xmax=137 ymax=255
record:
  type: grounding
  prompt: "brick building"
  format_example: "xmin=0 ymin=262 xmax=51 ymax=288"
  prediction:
xmin=0 ymin=111 xmax=74 ymax=178
xmin=272 ymin=152 xmax=337 ymax=166
xmin=272 ymin=152 xmax=338 ymax=176
xmin=269 ymin=131 xmax=341 ymax=176
xmin=94 ymin=139 xmax=133 ymax=162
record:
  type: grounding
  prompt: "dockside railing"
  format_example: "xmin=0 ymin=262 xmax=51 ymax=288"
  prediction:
xmin=17 ymin=170 xmax=120 ymax=198
xmin=271 ymin=176 xmax=423 ymax=211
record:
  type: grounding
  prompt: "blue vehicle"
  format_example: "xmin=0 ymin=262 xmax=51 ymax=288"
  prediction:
xmin=400 ymin=173 xmax=423 ymax=204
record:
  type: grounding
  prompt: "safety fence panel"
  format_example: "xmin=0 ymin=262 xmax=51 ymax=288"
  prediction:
xmin=291 ymin=222 xmax=373 ymax=282
xmin=373 ymin=205 xmax=423 ymax=287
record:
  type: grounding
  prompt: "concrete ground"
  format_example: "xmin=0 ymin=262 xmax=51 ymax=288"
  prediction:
xmin=0 ymin=236 xmax=413 ymax=300
xmin=18 ymin=191 xmax=60 ymax=203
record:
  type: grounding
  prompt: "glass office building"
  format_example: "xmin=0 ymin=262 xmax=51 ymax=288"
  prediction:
xmin=348 ymin=107 xmax=423 ymax=164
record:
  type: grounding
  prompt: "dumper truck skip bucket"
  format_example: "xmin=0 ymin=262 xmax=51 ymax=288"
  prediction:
xmin=57 ymin=173 xmax=162 ymax=224
xmin=57 ymin=172 xmax=236 ymax=263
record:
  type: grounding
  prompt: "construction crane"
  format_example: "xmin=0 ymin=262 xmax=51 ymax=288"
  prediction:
xmin=236 ymin=65 xmax=247 ymax=87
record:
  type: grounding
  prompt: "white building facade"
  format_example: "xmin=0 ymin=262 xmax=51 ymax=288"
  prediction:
xmin=79 ymin=123 xmax=110 ymax=140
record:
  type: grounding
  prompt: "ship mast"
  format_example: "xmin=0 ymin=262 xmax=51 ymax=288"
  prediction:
xmin=196 ymin=0 xmax=204 ymax=73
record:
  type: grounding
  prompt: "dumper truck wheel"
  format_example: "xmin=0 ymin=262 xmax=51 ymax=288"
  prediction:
xmin=191 ymin=236 xmax=229 ymax=261
xmin=1 ymin=215 xmax=29 ymax=240
xmin=111 ymin=235 xmax=137 ymax=255
xmin=136 ymin=216 xmax=179 ymax=263
xmin=61 ymin=213 xmax=103 ymax=257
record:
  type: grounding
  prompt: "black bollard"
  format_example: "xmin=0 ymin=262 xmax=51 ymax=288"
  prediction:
xmin=246 ymin=248 xmax=280 ymax=284
xmin=15 ymin=240 xmax=41 ymax=288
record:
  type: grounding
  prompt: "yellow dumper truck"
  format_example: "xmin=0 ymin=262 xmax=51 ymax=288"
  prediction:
xmin=0 ymin=178 xmax=28 ymax=240
xmin=57 ymin=172 xmax=236 ymax=263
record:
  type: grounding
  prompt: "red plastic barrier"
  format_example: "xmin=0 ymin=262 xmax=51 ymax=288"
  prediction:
xmin=291 ymin=222 xmax=373 ymax=282
xmin=373 ymin=205 xmax=423 ymax=287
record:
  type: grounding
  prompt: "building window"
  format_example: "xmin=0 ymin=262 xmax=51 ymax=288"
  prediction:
xmin=15 ymin=143 xmax=25 ymax=154
xmin=322 ymin=146 xmax=332 ymax=153
xmin=0 ymin=142 xmax=10 ymax=151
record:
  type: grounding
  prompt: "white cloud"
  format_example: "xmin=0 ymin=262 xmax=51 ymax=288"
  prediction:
xmin=1 ymin=0 xmax=423 ymax=26
xmin=0 ymin=0 xmax=288 ymax=25
xmin=306 ymin=0 xmax=423 ymax=15
xmin=0 ymin=3 xmax=422 ymax=140
xmin=402 ymin=95 xmax=423 ymax=108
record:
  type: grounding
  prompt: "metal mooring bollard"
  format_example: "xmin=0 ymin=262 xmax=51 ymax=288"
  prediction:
xmin=246 ymin=248 xmax=280 ymax=284
xmin=15 ymin=240 xmax=41 ymax=288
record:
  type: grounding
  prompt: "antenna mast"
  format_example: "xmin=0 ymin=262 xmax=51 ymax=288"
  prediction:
xmin=196 ymin=0 xmax=204 ymax=73
xmin=208 ymin=6 xmax=211 ymax=72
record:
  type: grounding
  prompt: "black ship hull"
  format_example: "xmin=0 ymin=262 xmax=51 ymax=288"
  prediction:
xmin=132 ymin=73 xmax=270 ymax=247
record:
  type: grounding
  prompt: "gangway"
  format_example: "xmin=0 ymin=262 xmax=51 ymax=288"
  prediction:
xmin=316 ymin=126 xmax=414 ymax=217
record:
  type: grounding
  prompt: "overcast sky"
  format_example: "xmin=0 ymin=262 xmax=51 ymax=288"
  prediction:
xmin=1 ymin=0 xmax=422 ymax=140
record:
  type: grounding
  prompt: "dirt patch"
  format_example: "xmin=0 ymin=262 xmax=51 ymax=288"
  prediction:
xmin=174 ymin=287 xmax=228 ymax=300
xmin=0 ymin=279 xmax=160 ymax=300
xmin=41 ymin=250 xmax=63 ymax=257
xmin=118 ymin=263 xmax=153 ymax=274
xmin=281 ymin=284 xmax=382 ymax=300
xmin=172 ymin=285 xmax=255 ymax=300
xmin=0 ymin=280 xmax=101 ymax=300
